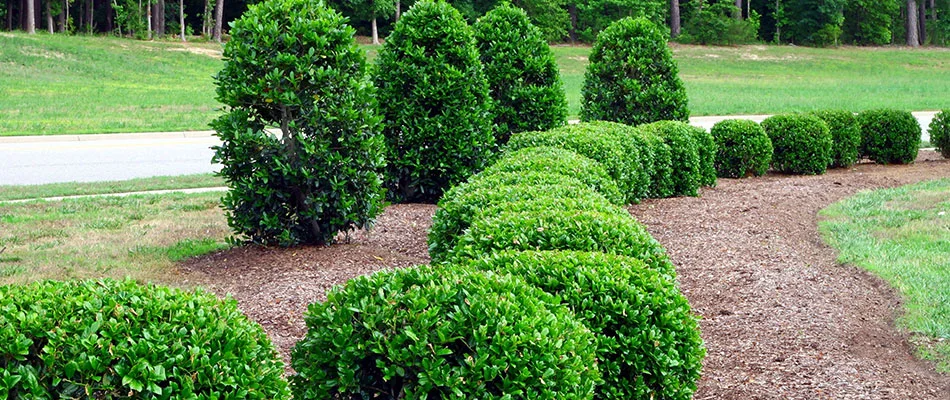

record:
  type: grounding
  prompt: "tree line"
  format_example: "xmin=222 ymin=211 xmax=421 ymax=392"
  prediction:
xmin=3 ymin=0 xmax=949 ymax=47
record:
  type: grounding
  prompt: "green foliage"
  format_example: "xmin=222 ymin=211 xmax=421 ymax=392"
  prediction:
xmin=469 ymin=250 xmax=705 ymax=400
xmin=629 ymin=129 xmax=675 ymax=198
xmin=692 ymin=125 xmax=719 ymax=187
xmin=581 ymin=17 xmax=689 ymax=127
xmin=212 ymin=0 xmax=385 ymax=246
xmin=575 ymin=0 xmax=668 ymax=42
xmin=783 ymin=0 xmax=847 ymax=45
xmin=482 ymin=147 xmax=625 ymax=204
xmin=710 ymin=119 xmax=773 ymax=178
xmin=809 ymin=110 xmax=862 ymax=168
xmin=680 ymin=2 xmax=758 ymax=45
xmin=0 ymin=279 xmax=289 ymax=399
xmin=374 ymin=0 xmax=494 ymax=203
xmin=842 ymin=0 xmax=898 ymax=45
xmin=639 ymin=121 xmax=703 ymax=197
xmin=474 ymin=4 xmax=568 ymax=143
xmin=761 ymin=114 xmax=833 ymax=175
xmin=930 ymin=110 xmax=950 ymax=158
xmin=449 ymin=0 xmax=571 ymax=41
xmin=290 ymin=265 xmax=600 ymax=399
xmin=857 ymin=109 xmax=921 ymax=165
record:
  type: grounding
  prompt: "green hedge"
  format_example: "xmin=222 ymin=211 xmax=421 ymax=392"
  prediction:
xmin=858 ymin=109 xmax=921 ymax=165
xmin=710 ymin=119 xmax=773 ymax=178
xmin=0 ymin=279 xmax=289 ymax=399
xmin=482 ymin=146 xmax=624 ymax=204
xmin=290 ymin=266 xmax=599 ymax=399
xmin=470 ymin=250 xmax=704 ymax=400
xmin=809 ymin=110 xmax=862 ymax=168
xmin=639 ymin=121 xmax=703 ymax=197
xmin=630 ymin=129 xmax=674 ymax=198
xmin=692 ymin=126 xmax=719 ymax=187
xmin=931 ymin=110 xmax=950 ymax=158
xmin=761 ymin=114 xmax=833 ymax=175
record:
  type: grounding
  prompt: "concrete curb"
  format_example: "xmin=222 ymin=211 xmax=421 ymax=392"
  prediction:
xmin=0 ymin=186 xmax=228 ymax=204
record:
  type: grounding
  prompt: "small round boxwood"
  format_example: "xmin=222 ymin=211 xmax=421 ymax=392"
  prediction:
xmin=630 ymin=129 xmax=675 ymax=198
xmin=470 ymin=250 xmax=705 ymax=400
xmin=449 ymin=209 xmax=675 ymax=278
xmin=761 ymin=114 xmax=833 ymax=175
xmin=639 ymin=121 xmax=703 ymax=197
xmin=290 ymin=265 xmax=600 ymax=399
xmin=449 ymin=169 xmax=607 ymax=206
xmin=484 ymin=146 xmax=625 ymax=204
xmin=691 ymin=126 xmax=719 ymax=187
xmin=0 ymin=279 xmax=289 ymax=399
xmin=710 ymin=119 xmax=773 ymax=178
xmin=858 ymin=109 xmax=921 ymax=165
xmin=809 ymin=110 xmax=862 ymax=168
xmin=928 ymin=109 xmax=949 ymax=158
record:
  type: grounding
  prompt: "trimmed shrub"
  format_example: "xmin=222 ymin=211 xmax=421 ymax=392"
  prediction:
xmin=692 ymin=127 xmax=719 ymax=187
xmin=581 ymin=17 xmax=690 ymax=126
xmin=474 ymin=4 xmax=567 ymax=143
xmin=507 ymin=121 xmax=648 ymax=203
xmin=639 ymin=121 xmax=703 ymax=197
xmin=631 ymin=129 xmax=675 ymax=198
xmin=449 ymin=209 xmax=675 ymax=278
xmin=931 ymin=110 xmax=950 ymax=158
xmin=710 ymin=119 xmax=773 ymax=178
xmin=374 ymin=0 xmax=494 ymax=202
xmin=809 ymin=110 xmax=862 ymax=168
xmin=761 ymin=114 xmax=833 ymax=175
xmin=290 ymin=266 xmax=600 ymax=399
xmin=0 ymin=279 xmax=289 ymax=399
xmin=857 ymin=109 xmax=921 ymax=165
xmin=470 ymin=250 xmax=705 ymax=400
xmin=483 ymin=146 xmax=624 ymax=204
xmin=212 ymin=0 xmax=385 ymax=246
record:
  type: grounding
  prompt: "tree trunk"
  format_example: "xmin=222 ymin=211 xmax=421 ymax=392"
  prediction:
xmin=670 ymin=0 xmax=680 ymax=37
xmin=735 ymin=0 xmax=742 ymax=19
xmin=201 ymin=0 xmax=209 ymax=36
xmin=58 ymin=0 xmax=65 ymax=31
xmin=147 ymin=0 xmax=152 ymax=39
xmin=6 ymin=0 xmax=13 ymax=31
xmin=45 ymin=0 xmax=52 ymax=33
xmin=160 ymin=0 xmax=166 ymax=35
xmin=85 ymin=0 xmax=91 ymax=33
xmin=179 ymin=0 xmax=184 ymax=41
xmin=931 ymin=0 xmax=936 ymax=21
xmin=212 ymin=0 xmax=222 ymax=42
xmin=918 ymin=0 xmax=926 ymax=44
xmin=371 ymin=15 xmax=378 ymax=44
xmin=775 ymin=0 xmax=781 ymax=42
xmin=568 ymin=3 xmax=578 ymax=43
xmin=395 ymin=0 xmax=399 ymax=21
xmin=907 ymin=0 xmax=919 ymax=46
xmin=25 ymin=0 xmax=35 ymax=33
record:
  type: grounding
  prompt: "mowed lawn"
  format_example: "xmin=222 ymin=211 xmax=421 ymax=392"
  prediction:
xmin=2 ymin=31 xmax=949 ymax=135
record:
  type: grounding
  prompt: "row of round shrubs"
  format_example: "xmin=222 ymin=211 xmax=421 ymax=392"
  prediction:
xmin=710 ymin=108 xmax=931 ymax=178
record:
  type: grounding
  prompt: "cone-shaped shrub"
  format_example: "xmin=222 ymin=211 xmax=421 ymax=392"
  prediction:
xmin=809 ymin=110 xmax=862 ymax=168
xmin=474 ymin=3 xmax=567 ymax=144
xmin=931 ymin=110 xmax=950 ymax=158
xmin=375 ymin=0 xmax=494 ymax=203
xmin=761 ymin=114 xmax=833 ymax=175
xmin=857 ymin=109 xmax=921 ymax=165
xmin=639 ymin=121 xmax=703 ymax=197
xmin=710 ymin=119 xmax=773 ymax=178
xmin=212 ymin=0 xmax=385 ymax=246
xmin=470 ymin=250 xmax=705 ymax=400
xmin=581 ymin=17 xmax=689 ymax=126
xmin=482 ymin=146 xmax=624 ymax=204
xmin=290 ymin=266 xmax=600 ymax=399
xmin=1 ymin=279 xmax=289 ymax=398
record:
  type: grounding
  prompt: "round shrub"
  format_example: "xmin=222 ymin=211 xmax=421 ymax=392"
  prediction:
xmin=470 ymin=250 xmax=705 ymax=400
xmin=639 ymin=121 xmax=703 ymax=197
xmin=928 ymin=110 xmax=950 ymax=158
xmin=692 ymin=127 xmax=719 ymax=187
xmin=449 ymin=209 xmax=675 ymax=278
xmin=809 ymin=110 xmax=862 ymax=168
xmin=710 ymin=119 xmax=773 ymax=178
xmin=507 ymin=121 xmax=648 ymax=203
xmin=374 ymin=0 xmax=495 ymax=203
xmin=0 ymin=279 xmax=289 ymax=399
xmin=630 ymin=129 xmax=675 ymax=198
xmin=474 ymin=3 xmax=567 ymax=143
xmin=581 ymin=17 xmax=690 ymax=126
xmin=761 ymin=114 xmax=833 ymax=175
xmin=485 ymin=146 xmax=623 ymax=204
xmin=858 ymin=109 xmax=921 ymax=165
xmin=212 ymin=0 xmax=385 ymax=246
xmin=290 ymin=266 xmax=599 ymax=399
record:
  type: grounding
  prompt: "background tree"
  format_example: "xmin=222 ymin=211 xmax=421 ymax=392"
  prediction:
xmin=842 ymin=0 xmax=898 ymax=45
xmin=212 ymin=0 xmax=221 ymax=41
xmin=907 ymin=0 xmax=920 ymax=45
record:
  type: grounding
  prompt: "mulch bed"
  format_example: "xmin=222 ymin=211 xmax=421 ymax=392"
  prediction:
xmin=178 ymin=150 xmax=950 ymax=398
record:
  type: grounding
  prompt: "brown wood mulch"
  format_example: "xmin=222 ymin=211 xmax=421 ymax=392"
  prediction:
xmin=178 ymin=150 xmax=950 ymax=399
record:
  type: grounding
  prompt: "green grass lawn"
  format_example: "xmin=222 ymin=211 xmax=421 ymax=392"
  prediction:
xmin=0 ymin=173 xmax=223 ymax=201
xmin=819 ymin=178 xmax=950 ymax=372
xmin=3 ymin=31 xmax=949 ymax=135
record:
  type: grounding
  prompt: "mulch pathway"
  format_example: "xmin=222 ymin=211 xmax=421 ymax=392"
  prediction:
xmin=178 ymin=150 xmax=950 ymax=398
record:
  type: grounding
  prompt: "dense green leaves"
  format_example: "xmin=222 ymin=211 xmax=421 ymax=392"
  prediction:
xmin=858 ymin=109 xmax=922 ymax=164
xmin=638 ymin=121 xmax=706 ymax=197
xmin=930 ymin=110 xmax=950 ymax=158
xmin=481 ymin=146 xmax=624 ymax=203
xmin=212 ymin=0 xmax=385 ymax=246
xmin=0 ymin=279 xmax=289 ymax=399
xmin=710 ymin=119 xmax=773 ymax=178
xmin=761 ymin=114 xmax=833 ymax=175
xmin=842 ymin=0 xmax=899 ymax=45
xmin=809 ymin=110 xmax=862 ymax=168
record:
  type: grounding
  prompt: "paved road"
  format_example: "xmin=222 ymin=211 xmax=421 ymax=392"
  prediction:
xmin=0 ymin=112 xmax=939 ymax=185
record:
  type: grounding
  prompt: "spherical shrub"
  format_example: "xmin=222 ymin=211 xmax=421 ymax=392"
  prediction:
xmin=809 ymin=110 xmax=862 ymax=168
xmin=212 ymin=0 xmax=385 ymax=246
xmin=639 ymin=121 xmax=703 ymax=196
xmin=470 ymin=250 xmax=705 ymax=400
xmin=710 ymin=119 xmax=773 ymax=178
xmin=485 ymin=146 xmax=625 ymax=204
xmin=507 ymin=121 xmax=647 ymax=203
xmin=928 ymin=110 xmax=949 ymax=158
xmin=761 ymin=114 xmax=833 ymax=175
xmin=630 ymin=129 xmax=675 ymax=198
xmin=290 ymin=266 xmax=600 ymax=399
xmin=374 ymin=0 xmax=495 ymax=202
xmin=474 ymin=3 xmax=567 ymax=143
xmin=691 ymin=126 xmax=719 ymax=187
xmin=858 ymin=109 xmax=921 ymax=165
xmin=0 ymin=279 xmax=289 ymax=399
xmin=581 ymin=17 xmax=690 ymax=126
xmin=449 ymin=209 xmax=675 ymax=277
